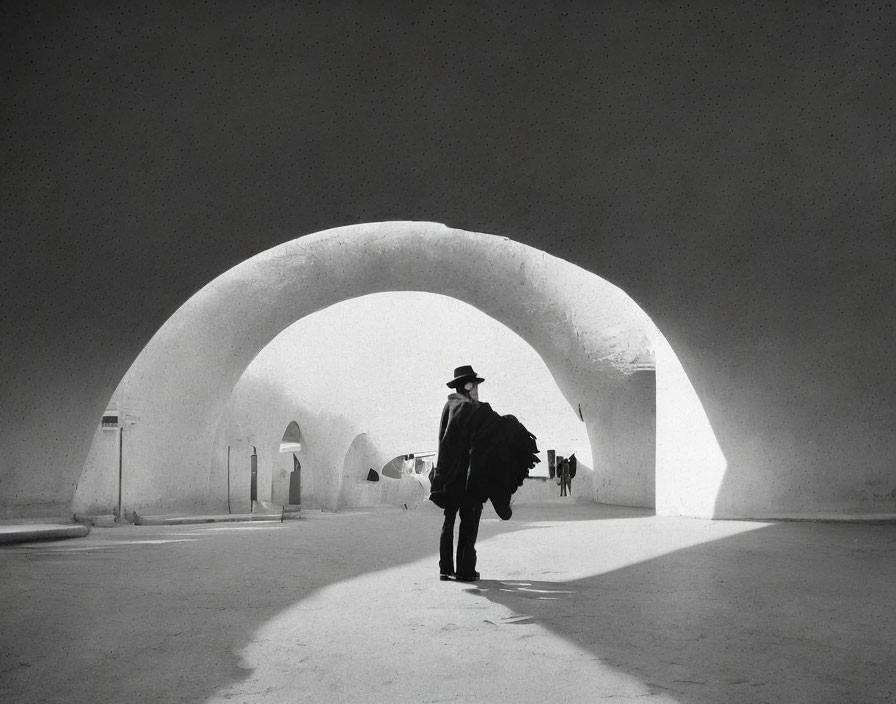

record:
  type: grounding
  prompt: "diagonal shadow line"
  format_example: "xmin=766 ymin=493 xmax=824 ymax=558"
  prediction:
xmin=0 ymin=503 xmax=601 ymax=703
xmin=461 ymin=522 xmax=896 ymax=704
xmin=5 ymin=504 xmax=892 ymax=704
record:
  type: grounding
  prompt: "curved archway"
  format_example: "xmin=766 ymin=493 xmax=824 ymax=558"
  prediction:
xmin=279 ymin=421 xmax=303 ymax=453
xmin=336 ymin=435 xmax=428 ymax=509
xmin=338 ymin=433 xmax=378 ymax=508
xmin=72 ymin=221 xmax=725 ymax=518
xmin=278 ymin=421 xmax=304 ymax=508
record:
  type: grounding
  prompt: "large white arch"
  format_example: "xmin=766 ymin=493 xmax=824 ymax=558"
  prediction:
xmin=73 ymin=221 xmax=725 ymax=518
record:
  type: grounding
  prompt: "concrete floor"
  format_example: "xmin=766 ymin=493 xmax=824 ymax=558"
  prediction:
xmin=1 ymin=501 xmax=894 ymax=704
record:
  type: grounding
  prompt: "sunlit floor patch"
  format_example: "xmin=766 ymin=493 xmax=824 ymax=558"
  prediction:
xmin=3 ymin=504 xmax=892 ymax=704
xmin=205 ymin=513 xmax=769 ymax=704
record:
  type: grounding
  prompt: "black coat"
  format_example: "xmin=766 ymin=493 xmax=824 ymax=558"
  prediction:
xmin=429 ymin=393 xmax=540 ymax=519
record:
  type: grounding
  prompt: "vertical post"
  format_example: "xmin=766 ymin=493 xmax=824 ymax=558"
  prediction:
xmin=250 ymin=446 xmax=258 ymax=513
xmin=227 ymin=446 xmax=232 ymax=514
xmin=116 ymin=424 xmax=123 ymax=521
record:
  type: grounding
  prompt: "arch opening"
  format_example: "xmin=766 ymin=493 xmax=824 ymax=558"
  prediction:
xmin=279 ymin=421 xmax=303 ymax=454
xmin=212 ymin=291 xmax=593 ymax=513
xmin=72 ymin=221 xmax=726 ymax=519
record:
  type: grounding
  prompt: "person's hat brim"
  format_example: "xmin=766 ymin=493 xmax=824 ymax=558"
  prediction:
xmin=446 ymin=374 xmax=485 ymax=389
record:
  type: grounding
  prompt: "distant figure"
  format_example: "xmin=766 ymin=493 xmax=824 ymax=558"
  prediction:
xmin=429 ymin=365 xmax=541 ymax=583
xmin=567 ymin=453 xmax=577 ymax=494
xmin=558 ymin=456 xmax=570 ymax=497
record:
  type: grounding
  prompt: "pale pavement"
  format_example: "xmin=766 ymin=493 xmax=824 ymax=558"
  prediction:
xmin=1 ymin=502 xmax=894 ymax=704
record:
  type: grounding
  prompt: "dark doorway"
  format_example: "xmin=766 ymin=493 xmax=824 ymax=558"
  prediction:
xmin=289 ymin=453 xmax=301 ymax=505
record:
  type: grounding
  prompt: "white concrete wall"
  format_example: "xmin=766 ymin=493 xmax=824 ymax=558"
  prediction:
xmin=73 ymin=224 xmax=684 ymax=516
xmin=341 ymin=475 xmax=428 ymax=510
xmin=209 ymin=371 xmax=359 ymax=514
xmin=74 ymin=426 xmax=121 ymax=517
xmin=591 ymin=371 xmax=657 ymax=509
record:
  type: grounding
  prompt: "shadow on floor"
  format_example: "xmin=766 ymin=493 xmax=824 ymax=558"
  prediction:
xmin=1 ymin=503 xmax=893 ymax=704
xmin=508 ymin=500 xmax=655 ymax=522
xmin=463 ymin=521 xmax=896 ymax=704
xmin=1 ymin=503 xmax=532 ymax=703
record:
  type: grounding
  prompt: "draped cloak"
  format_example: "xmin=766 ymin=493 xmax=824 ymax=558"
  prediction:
xmin=429 ymin=393 xmax=540 ymax=519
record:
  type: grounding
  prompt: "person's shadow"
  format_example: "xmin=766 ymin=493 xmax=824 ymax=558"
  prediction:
xmin=458 ymin=522 xmax=896 ymax=704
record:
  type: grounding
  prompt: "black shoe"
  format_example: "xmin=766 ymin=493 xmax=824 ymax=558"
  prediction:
xmin=439 ymin=574 xmax=452 ymax=581
xmin=455 ymin=571 xmax=480 ymax=582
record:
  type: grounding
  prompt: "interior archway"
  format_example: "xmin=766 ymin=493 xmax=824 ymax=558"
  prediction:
xmin=72 ymin=221 xmax=725 ymax=518
xmin=279 ymin=421 xmax=303 ymax=453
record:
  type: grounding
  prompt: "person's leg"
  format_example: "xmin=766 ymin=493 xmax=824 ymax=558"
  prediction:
xmin=456 ymin=499 xmax=483 ymax=578
xmin=439 ymin=505 xmax=458 ymax=577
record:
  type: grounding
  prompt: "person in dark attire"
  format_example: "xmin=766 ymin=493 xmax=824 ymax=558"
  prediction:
xmin=559 ymin=456 xmax=569 ymax=496
xmin=431 ymin=365 xmax=487 ymax=582
xmin=429 ymin=365 xmax=542 ymax=583
xmin=566 ymin=453 xmax=577 ymax=495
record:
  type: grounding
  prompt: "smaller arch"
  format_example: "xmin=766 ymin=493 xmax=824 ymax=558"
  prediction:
xmin=279 ymin=420 xmax=303 ymax=453
xmin=380 ymin=452 xmax=435 ymax=480
xmin=339 ymin=433 xmax=379 ymax=508
xmin=378 ymin=452 xmax=431 ymax=508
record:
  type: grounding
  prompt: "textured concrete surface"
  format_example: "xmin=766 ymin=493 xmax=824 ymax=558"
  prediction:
xmin=2 ymin=502 xmax=894 ymax=704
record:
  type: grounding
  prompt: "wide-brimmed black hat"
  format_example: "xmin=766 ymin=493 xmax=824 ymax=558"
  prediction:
xmin=446 ymin=365 xmax=485 ymax=389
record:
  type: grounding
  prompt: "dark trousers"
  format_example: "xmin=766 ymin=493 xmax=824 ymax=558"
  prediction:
xmin=439 ymin=498 xmax=483 ymax=576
